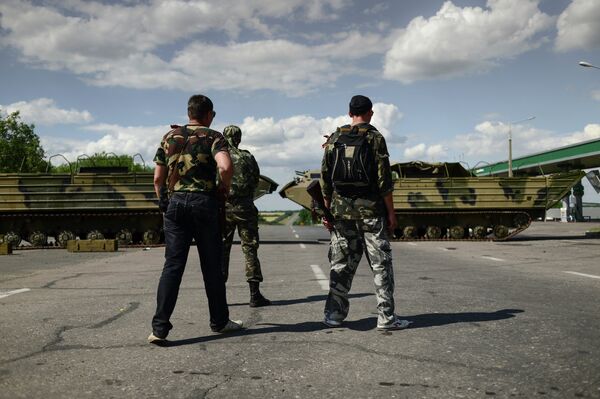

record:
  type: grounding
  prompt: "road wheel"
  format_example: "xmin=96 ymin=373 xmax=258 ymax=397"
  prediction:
xmin=3 ymin=231 xmax=22 ymax=247
xmin=28 ymin=231 xmax=48 ymax=246
xmin=425 ymin=226 xmax=442 ymax=239
xmin=402 ymin=226 xmax=417 ymax=239
xmin=493 ymin=225 xmax=509 ymax=239
xmin=56 ymin=231 xmax=75 ymax=247
xmin=449 ymin=225 xmax=465 ymax=239
xmin=143 ymin=230 xmax=160 ymax=245
xmin=472 ymin=226 xmax=487 ymax=239
xmin=87 ymin=230 xmax=104 ymax=240
xmin=116 ymin=229 xmax=133 ymax=245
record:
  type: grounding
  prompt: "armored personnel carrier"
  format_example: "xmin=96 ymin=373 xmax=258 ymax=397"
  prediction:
xmin=279 ymin=161 xmax=585 ymax=240
xmin=0 ymin=167 xmax=278 ymax=247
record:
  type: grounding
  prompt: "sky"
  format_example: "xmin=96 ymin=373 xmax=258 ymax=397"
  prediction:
xmin=1 ymin=0 xmax=599 ymax=210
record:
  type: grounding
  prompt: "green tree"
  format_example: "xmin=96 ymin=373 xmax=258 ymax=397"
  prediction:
xmin=52 ymin=152 xmax=153 ymax=173
xmin=0 ymin=111 xmax=47 ymax=173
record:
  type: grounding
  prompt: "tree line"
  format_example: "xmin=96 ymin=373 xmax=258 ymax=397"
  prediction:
xmin=0 ymin=110 xmax=152 ymax=173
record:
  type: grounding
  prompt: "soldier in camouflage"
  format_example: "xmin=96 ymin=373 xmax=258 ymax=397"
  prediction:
xmin=320 ymin=95 xmax=411 ymax=331
xmin=148 ymin=95 xmax=243 ymax=345
xmin=221 ymin=125 xmax=271 ymax=307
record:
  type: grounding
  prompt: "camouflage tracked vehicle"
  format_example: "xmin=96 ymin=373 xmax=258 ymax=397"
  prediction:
xmin=279 ymin=162 xmax=585 ymax=240
xmin=0 ymin=167 xmax=278 ymax=247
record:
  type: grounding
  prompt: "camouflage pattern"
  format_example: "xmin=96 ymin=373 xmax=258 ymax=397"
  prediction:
xmin=325 ymin=217 xmax=396 ymax=327
xmin=0 ymin=169 xmax=162 ymax=246
xmin=223 ymin=141 xmax=259 ymax=200
xmin=222 ymin=198 xmax=263 ymax=282
xmin=0 ymin=164 xmax=278 ymax=247
xmin=154 ymin=125 xmax=228 ymax=194
xmin=280 ymin=163 xmax=586 ymax=240
xmin=321 ymin=123 xmax=393 ymax=220
xmin=220 ymin=125 xmax=264 ymax=283
xmin=0 ymin=168 xmax=277 ymax=247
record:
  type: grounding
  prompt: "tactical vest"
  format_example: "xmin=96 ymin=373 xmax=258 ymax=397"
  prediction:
xmin=328 ymin=125 xmax=375 ymax=197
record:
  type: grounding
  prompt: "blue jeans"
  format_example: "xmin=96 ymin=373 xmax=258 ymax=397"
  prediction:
xmin=151 ymin=192 xmax=229 ymax=337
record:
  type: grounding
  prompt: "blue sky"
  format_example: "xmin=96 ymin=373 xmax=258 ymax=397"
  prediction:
xmin=1 ymin=0 xmax=599 ymax=209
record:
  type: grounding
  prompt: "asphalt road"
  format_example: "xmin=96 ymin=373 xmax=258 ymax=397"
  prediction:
xmin=1 ymin=222 xmax=599 ymax=398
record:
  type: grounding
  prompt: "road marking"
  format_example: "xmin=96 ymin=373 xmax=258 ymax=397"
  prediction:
xmin=310 ymin=264 xmax=329 ymax=291
xmin=406 ymin=242 xmax=418 ymax=246
xmin=292 ymin=229 xmax=297 ymax=233
xmin=299 ymin=243 xmax=306 ymax=249
xmin=439 ymin=247 xmax=449 ymax=251
xmin=0 ymin=288 xmax=31 ymax=299
xmin=481 ymin=256 xmax=505 ymax=262
xmin=564 ymin=271 xmax=600 ymax=280
xmin=294 ymin=234 xmax=300 ymax=239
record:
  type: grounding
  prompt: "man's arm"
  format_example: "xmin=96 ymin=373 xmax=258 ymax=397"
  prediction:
xmin=215 ymin=151 xmax=233 ymax=194
xmin=383 ymin=192 xmax=397 ymax=234
xmin=154 ymin=164 xmax=167 ymax=198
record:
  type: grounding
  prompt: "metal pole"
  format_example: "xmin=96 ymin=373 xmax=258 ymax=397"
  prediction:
xmin=507 ymin=116 xmax=535 ymax=178
xmin=508 ymin=124 xmax=513 ymax=177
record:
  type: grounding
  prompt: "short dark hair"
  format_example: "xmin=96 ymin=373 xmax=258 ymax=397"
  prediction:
xmin=349 ymin=95 xmax=373 ymax=116
xmin=187 ymin=95 xmax=213 ymax=120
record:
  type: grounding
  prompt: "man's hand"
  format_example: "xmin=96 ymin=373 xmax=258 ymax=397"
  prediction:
xmin=387 ymin=212 xmax=397 ymax=237
xmin=322 ymin=217 xmax=334 ymax=232
xmin=158 ymin=186 xmax=169 ymax=213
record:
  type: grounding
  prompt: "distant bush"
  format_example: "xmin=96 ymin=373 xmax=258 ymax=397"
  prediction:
xmin=294 ymin=208 xmax=315 ymax=226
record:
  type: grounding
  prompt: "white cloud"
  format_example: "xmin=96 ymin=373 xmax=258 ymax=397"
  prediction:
xmin=38 ymin=102 xmax=404 ymax=175
xmin=404 ymin=143 xmax=426 ymax=159
xmin=555 ymin=0 xmax=600 ymax=51
xmin=402 ymin=143 xmax=447 ymax=161
xmin=86 ymin=32 xmax=387 ymax=94
xmin=448 ymin=121 xmax=600 ymax=165
xmin=383 ymin=0 xmax=554 ymax=83
xmin=41 ymin=123 xmax=167 ymax=167
xmin=591 ymin=90 xmax=600 ymax=102
xmin=531 ymin=123 xmax=600 ymax=150
xmin=0 ymin=0 xmax=370 ymax=95
xmin=1 ymin=98 xmax=93 ymax=125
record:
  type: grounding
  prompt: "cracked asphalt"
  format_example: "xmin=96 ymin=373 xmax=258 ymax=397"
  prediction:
xmin=1 ymin=222 xmax=599 ymax=398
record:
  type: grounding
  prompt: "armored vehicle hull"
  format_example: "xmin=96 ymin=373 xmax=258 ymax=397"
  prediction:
xmin=0 ymin=171 xmax=278 ymax=247
xmin=279 ymin=162 xmax=585 ymax=240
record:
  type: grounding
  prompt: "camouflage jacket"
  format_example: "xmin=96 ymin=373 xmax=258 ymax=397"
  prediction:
xmin=154 ymin=124 xmax=229 ymax=194
xmin=320 ymin=123 xmax=393 ymax=220
xmin=229 ymin=146 xmax=260 ymax=200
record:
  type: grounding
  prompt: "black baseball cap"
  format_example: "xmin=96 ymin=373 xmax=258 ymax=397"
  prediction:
xmin=349 ymin=95 xmax=373 ymax=116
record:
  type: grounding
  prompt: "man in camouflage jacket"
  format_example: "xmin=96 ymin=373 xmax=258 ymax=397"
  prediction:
xmin=320 ymin=95 xmax=411 ymax=331
xmin=148 ymin=95 xmax=243 ymax=345
xmin=221 ymin=125 xmax=271 ymax=307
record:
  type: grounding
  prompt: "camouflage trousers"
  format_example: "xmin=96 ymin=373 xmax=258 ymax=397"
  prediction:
xmin=324 ymin=217 xmax=396 ymax=327
xmin=222 ymin=198 xmax=263 ymax=283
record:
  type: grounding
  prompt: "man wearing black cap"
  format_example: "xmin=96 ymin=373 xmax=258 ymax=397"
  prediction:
xmin=320 ymin=95 xmax=411 ymax=331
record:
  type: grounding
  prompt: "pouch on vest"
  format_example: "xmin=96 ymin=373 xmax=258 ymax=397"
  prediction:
xmin=330 ymin=126 xmax=374 ymax=197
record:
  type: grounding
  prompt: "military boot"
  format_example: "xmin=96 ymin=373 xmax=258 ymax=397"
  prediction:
xmin=249 ymin=281 xmax=271 ymax=307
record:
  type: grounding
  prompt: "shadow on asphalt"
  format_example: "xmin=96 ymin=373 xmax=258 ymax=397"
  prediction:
xmin=161 ymin=317 xmax=376 ymax=347
xmin=405 ymin=308 xmax=524 ymax=329
xmin=158 ymin=308 xmax=523 ymax=348
xmin=509 ymin=235 xmax=596 ymax=241
xmin=228 ymin=292 xmax=373 ymax=307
